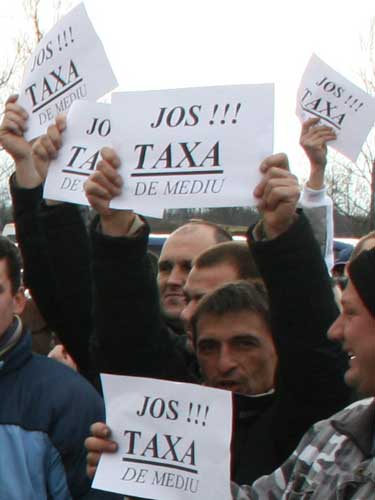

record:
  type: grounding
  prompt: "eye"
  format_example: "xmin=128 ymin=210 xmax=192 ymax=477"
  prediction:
xmin=344 ymin=308 xmax=357 ymax=318
xmin=181 ymin=261 xmax=192 ymax=273
xmin=232 ymin=337 xmax=259 ymax=349
xmin=158 ymin=261 xmax=172 ymax=274
xmin=198 ymin=340 xmax=218 ymax=355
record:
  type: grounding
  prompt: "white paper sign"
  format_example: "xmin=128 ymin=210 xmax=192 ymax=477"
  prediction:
xmin=43 ymin=100 xmax=110 ymax=205
xmin=43 ymin=100 xmax=163 ymax=217
xmin=18 ymin=3 xmax=118 ymax=140
xmin=297 ymin=54 xmax=375 ymax=162
xmin=110 ymin=84 xmax=274 ymax=212
xmin=93 ymin=374 xmax=232 ymax=500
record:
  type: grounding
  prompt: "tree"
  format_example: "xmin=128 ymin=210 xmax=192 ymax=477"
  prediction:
xmin=326 ymin=17 xmax=375 ymax=234
xmin=0 ymin=0 xmax=68 ymax=210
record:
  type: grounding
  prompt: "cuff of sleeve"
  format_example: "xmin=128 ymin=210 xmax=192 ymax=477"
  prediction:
xmin=9 ymin=173 xmax=43 ymax=213
xmin=300 ymin=184 xmax=327 ymax=205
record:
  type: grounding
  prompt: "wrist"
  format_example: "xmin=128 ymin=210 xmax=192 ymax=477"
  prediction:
xmin=264 ymin=213 xmax=298 ymax=239
xmin=15 ymin=157 xmax=43 ymax=189
xmin=306 ymin=166 xmax=325 ymax=190
xmin=100 ymin=210 xmax=136 ymax=237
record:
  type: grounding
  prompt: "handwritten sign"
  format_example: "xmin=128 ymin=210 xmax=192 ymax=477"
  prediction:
xmin=18 ymin=3 xmax=117 ymax=140
xmin=93 ymin=375 xmax=232 ymax=500
xmin=110 ymin=84 xmax=274 ymax=213
xmin=297 ymin=54 xmax=375 ymax=161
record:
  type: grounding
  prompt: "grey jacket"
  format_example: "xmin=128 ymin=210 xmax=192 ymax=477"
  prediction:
xmin=232 ymin=398 xmax=375 ymax=499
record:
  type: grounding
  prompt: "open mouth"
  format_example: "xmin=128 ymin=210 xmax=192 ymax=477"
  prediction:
xmin=216 ymin=381 xmax=240 ymax=391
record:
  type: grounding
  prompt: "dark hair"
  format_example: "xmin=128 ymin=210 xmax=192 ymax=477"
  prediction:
xmin=0 ymin=236 xmax=22 ymax=294
xmin=191 ymin=280 xmax=270 ymax=347
xmin=194 ymin=241 xmax=261 ymax=281
xmin=350 ymin=231 xmax=375 ymax=262
xmin=186 ymin=219 xmax=233 ymax=243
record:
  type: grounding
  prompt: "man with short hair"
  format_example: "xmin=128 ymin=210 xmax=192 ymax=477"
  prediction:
xmin=190 ymin=280 xmax=277 ymax=395
xmin=181 ymin=241 xmax=261 ymax=343
xmin=0 ymin=235 xmax=105 ymax=499
xmin=232 ymin=248 xmax=375 ymax=499
xmin=156 ymin=220 xmax=232 ymax=322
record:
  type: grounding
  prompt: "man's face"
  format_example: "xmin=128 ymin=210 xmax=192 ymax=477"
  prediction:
xmin=0 ymin=259 xmax=25 ymax=338
xmin=328 ymin=279 xmax=375 ymax=396
xmin=181 ymin=262 xmax=240 ymax=339
xmin=157 ymin=226 xmax=217 ymax=319
xmin=196 ymin=310 xmax=277 ymax=395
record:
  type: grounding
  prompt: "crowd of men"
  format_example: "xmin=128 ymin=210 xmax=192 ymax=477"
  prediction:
xmin=0 ymin=93 xmax=374 ymax=499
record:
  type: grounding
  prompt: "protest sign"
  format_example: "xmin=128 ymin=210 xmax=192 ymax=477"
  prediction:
xmin=43 ymin=100 xmax=163 ymax=217
xmin=110 ymin=84 xmax=274 ymax=213
xmin=18 ymin=3 xmax=118 ymax=140
xmin=93 ymin=375 xmax=232 ymax=500
xmin=297 ymin=53 xmax=375 ymax=162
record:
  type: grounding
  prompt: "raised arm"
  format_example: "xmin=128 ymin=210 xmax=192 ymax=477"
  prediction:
xmin=299 ymin=117 xmax=336 ymax=271
xmin=249 ymin=153 xmax=350 ymax=462
xmin=85 ymin=152 xmax=196 ymax=381
xmin=28 ymin=119 xmax=94 ymax=378
xmin=0 ymin=95 xmax=58 ymax=331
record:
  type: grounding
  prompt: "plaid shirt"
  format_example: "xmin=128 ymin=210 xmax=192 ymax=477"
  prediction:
xmin=231 ymin=398 xmax=375 ymax=499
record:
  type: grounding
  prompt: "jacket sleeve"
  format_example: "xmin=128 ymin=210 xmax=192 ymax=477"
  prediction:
xmin=299 ymin=183 xmax=334 ymax=272
xmin=10 ymin=175 xmax=58 ymax=326
xmin=248 ymin=212 xmax=350 ymax=460
xmin=37 ymin=203 xmax=93 ymax=378
xmin=10 ymin=176 xmax=93 ymax=378
xmin=231 ymin=423 xmax=320 ymax=499
xmin=90 ymin=217 xmax=195 ymax=382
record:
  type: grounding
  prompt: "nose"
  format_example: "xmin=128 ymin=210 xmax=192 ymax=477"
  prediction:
xmin=217 ymin=346 xmax=237 ymax=375
xmin=181 ymin=299 xmax=198 ymax=325
xmin=328 ymin=314 xmax=344 ymax=343
xmin=166 ymin=265 xmax=187 ymax=287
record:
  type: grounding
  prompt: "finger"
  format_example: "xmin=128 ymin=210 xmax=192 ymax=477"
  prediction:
xmin=87 ymin=464 xmax=98 ymax=479
xmin=5 ymin=94 xmax=18 ymax=104
xmin=46 ymin=123 xmax=64 ymax=151
xmin=55 ymin=114 xmax=67 ymax=133
xmin=304 ymin=126 xmax=337 ymax=140
xmin=96 ymin=159 xmax=123 ymax=188
xmin=260 ymin=153 xmax=289 ymax=174
xmin=254 ymin=165 xmax=292 ymax=198
xmin=300 ymin=117 xmax=320 ymax=136
xmin=1 ymin=114 xmax=27 ymax=137
xmin=264 ymin=185 xmax=300 ymax=212
xmin=90 ymin=421 xmax=112 ymax=439
xmin=4 ymin=101 xmax=29 ymax=121
xmin=37 ymin=134 xmax=59 ymax=159
xmin=88 ymin=167 xmax=122 ymax=197
xmin=32 ymin=139 xmax=51 ymax=163
xmin=101 ymin=147 xmax=121 ymax=169
xmin=85 ymin=436 xmax=118 ymax=454
xmin=262 ymin=175 xmax=299 ymax=204
xmin=87 ymin=451 xmax=101 ymax=468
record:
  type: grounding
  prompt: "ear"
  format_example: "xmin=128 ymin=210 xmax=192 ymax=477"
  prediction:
xmin=13 ymin=287 xmax=27 ymax=316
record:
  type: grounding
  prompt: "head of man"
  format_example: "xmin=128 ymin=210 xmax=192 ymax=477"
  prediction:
xmin=0 ymin=236 xmax=26 ymax=337
xmin=181 ymin=241 xmax=262 ymax=337
xmin=328 ymin=249 xmax=375 ymax=396
xmin=190 ymin=281 xmax=277 ymax=395
xmin=157 ymin=220 xmax=232 ymax=320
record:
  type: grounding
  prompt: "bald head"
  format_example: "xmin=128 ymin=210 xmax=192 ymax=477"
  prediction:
xmin=157 ymin=222 xmax=231 ymax=320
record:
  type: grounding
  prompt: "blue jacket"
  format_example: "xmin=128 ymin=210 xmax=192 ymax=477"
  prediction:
xmin=0 ymin=329 xmax=105 ymax=499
